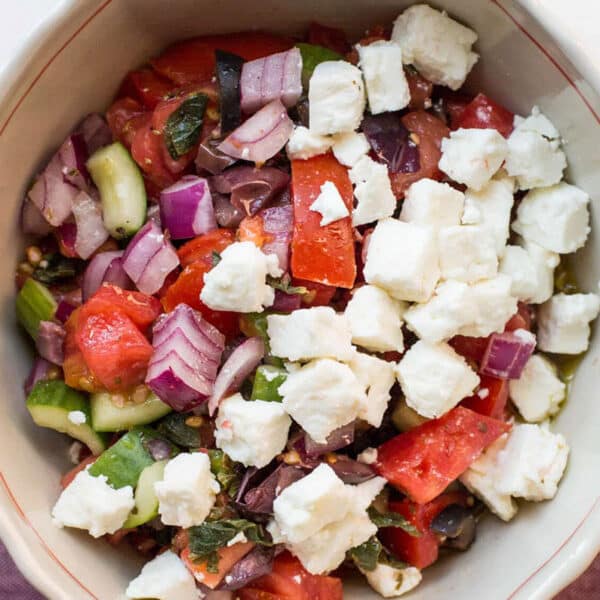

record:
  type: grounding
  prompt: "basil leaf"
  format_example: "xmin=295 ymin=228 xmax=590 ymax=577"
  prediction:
xmin=296 ymin=43 xmax=345 ymax=88
xmin=211 ymin=251 xmax=222 ymax=267
xmin=368 ymin=507 xmax=420 ymax=537
xmin=267 ymin=273 xmax=309 ymax=297
xmin=164 ymin=93 xmax=208 ymax=159
xmin=349 ymin=537 xmax=382 ymax=572
xmin=33 ymin=254 xmax=83 ymax=284
xmin=207 ymin=449 xmax=243 ymax=498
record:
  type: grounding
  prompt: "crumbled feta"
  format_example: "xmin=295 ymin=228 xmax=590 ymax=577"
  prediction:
xmin=331 ymin=131 xmax=370 ymax=167
xmin=395 ymin=340 xmax=479 ymax=418
xmin=537 ymin=293 xmax=600 ymax=354
xmin=349 ymin=350 xmax=396 ymax=428
xmin=278 ymin=358 xmax=365 ymax=443
xmin=344 ymin=285 xmax=406 ymax=352
xmin=509 ymin=355 xmax=565 ymax=422
xmin=309 ymin=180 xmax=350 ymax=226
xmin=349 ymin=156 xmax=396 ymax=226
xmin=286 ymin=125 xmax=333 ymax=160
xmin=357 ymin=447 xmax=378 ymax=465
xmin=67 ymin=441 xmax=84 ymax=465
xmin=462 ymin=178 xmax=514 ymax=255
xmin=67 ymin=410 xmax=86 ymax=425
xmin=126 ymin=551 xmax=198 ymax=600
xmin=495 ymin=424 xmax=569 ymax=501
xmin=357 ymin=41 xmax=410 ymax=114
xmin=512 ymin=182 xmax=590 ymax=254
xmin=200 ymin=241 xmax=282 ymax=312
xmin=400 ymin=178 xmax=464 ymax=229
xmin=154 ymin=452 xmax=219 ymax=528
xmin=439 ymin=128 xmax=508 ymax=191
xmin=308 ymin=61 xmax=366 ymax=135
xmin=227 ymin=531 xmax=248 ymax=547
xmin=363 ymin=563 xmax=423 ymax=598
xmin=215 ymin=393 xmax=291 ymax=468
xmin=505 ymin=107 xmax=567 ymax=189
xmin=391 ymin=4 xmax=478 ymax=90
xmin=52 ymin=468 xmax=134 ymax=538
xmin=438 ymin=225 xmax=498 ymax=283
xmin=364 ymin=218 xmax=440 ymax=302
xmin=267 ymin=307 xmax=354 ymax=361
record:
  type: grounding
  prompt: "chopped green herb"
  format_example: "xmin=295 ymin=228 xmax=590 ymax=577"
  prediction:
xmin=368 ymin=506 xmax=420 ymax=537
xmin=207 ymin=449 xmax=243 ymax=498
xmin=164 ymin=93 xmax=208 ymax=159
xmin=296 ymin=43 xmax=345 ymax=88
xmin=349 ymin=536 xmax=409 ymax=572
xmin=267 ymin=273 xmax=309 ymax=297
xmin=211 ymin=251 xmax=222 ymax=267
xmin=33 ymin=254 xmax=83 ymax=285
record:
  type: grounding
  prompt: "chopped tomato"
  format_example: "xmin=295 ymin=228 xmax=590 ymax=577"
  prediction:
xmin=290 ymin=154 xmax=356 ymax=289
xmin=118 ymin=68 xmax=174 ymax=110
xmin=105 ymin=97 xmax=146 ymax=147
xmin=177 ymin=229 xmax=236 ymax=267
xmin=449 ymin=334 xmax=489 ymax=365
xmin=380 ymin=492 xmax=468 ymax=569
xmin=239 ymin=551 xmax=343 ymax=600
xmin=293 ymin=277 xmax=337 ymax=307
xmin=346 ymin=26 xmax=387 ymax=64
xmin=505 ymin=302 xmax=533 ymax=331
xmin=238 ymin=214 xmax=269 ymax=247
xmin=457 ymin=93 xmax=515 ymax=138
xmin=406 ymin=68 xmax=433 ymax=110
xmin=374 ymin=406 xmax=510 ymax=504
xmin=151 ymin=32 xmax=293 ymax=86
xmin=60 ymin=455 xmax=96 ymax=489
xmin=462 ymin=375 xmax=509 ymax=420
xmin=181 ymin=542 xmax=254 ymax=589
xmin=307 ymin=22 xmax=350 ymax=54
xmin=391 ymin=111 xmax=450 ymax=198
xmin=437 ymin=90 xmax=473 ymax=129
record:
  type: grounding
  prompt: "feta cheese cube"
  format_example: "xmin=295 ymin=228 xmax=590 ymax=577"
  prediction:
xmin=505 ymin=107 xmax=567 ymax=189
xmin=126 ymin=551 xmax=198 ymax=600
xmin=400 ymin=178 xmax=465 ymax=229
xmin=462 ymin=178 xmax=514 ymax=255
xmin=349 ymin=156 xmax=396 ymax=226
xmin=404 ymin=280 xmax=475 ymax=343
xmin=495 ymin=424 xmax=569 ymax=501
xmin=215 ymin=393 xmax=291 ymax=468
xmin=509 ymin=354 xmax=565 ymax=422
xmin=438 ymin=225 xmax=498 ymax=282
xmin=350 ymin=350 xmax=396 ymax=427
xmin=364 ymin=218 xmax=440 ymax=302
xmin=279 ymin=358 xmax=365 ymax=443
xmin=154 ymin=452 xmax=219 ymax=528
xmin=391 ymin=4 xmax=478 ymax=90
xmin=332 ymin=131 xmax=370 ymax=167
xmin=460 ymin=435 xmax=518 ymax=522
xmin=439 ymin=128 xmax=508 ymax=191
xmin=201 ymin=241 xmax=282 ymax=312
xmin=537 ymin=293 xmax=600 ymax=354
xmin=512 ymin=182 xmax=590 ymax=254
xmin=395 ymin=340 xmax=479 ymax=418
xmin=363 ymin=564 xmax=423 ymax=598
xmin=308 ymin=61 xmax=366 ymax=135
xmin=286 ymin=126 xmax=333 ymax=160
xmin=357 ymin=447 xmax=378 ymax=465
xmin=309 ymin=180 xmax=350 ymax=226
xmin=267 ymin=307 xmax=354 ymax=361
xmin=52 ymin=468 xmax=135 ymax=538
xmin=357 ymin=41 xmax=410 ymax=114
xmin=344 ymin=285 xmax=406 ymax=353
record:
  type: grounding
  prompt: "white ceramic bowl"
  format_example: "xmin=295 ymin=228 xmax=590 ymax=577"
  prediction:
xmin=1 ymin=1 xmax=600 ymax=598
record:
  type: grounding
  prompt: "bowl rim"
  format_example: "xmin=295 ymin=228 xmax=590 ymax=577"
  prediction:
xmin=0 ymin=1 xmax=599 ymax=599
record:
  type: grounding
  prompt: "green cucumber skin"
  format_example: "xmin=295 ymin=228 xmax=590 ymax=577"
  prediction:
xmin=16 ymin=278 xmax=57 ymax=339
xmin=123 ymin=460 xmax=167 ymax=529
xmin=91 ymin=392 xmax=172 ymax=432
xmin=250 ymin=365 xmax=287 ymax=402
xmin=26 ymin=380 xmax=108 ymax=455
xmin=86 ymin=142 xmax=147 ymax=239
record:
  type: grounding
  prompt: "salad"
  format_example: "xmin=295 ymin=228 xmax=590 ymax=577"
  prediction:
xmin=16 ymin=4 xmax=599 ymax=599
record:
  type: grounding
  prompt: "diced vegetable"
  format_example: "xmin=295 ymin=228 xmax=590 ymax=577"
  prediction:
xmin=71 ymin=190 xmax=110 ymax=259
xmin=177 ymin=228 xmax=236 ymax=268
xmin=457 ymin=92 xmax=514 ymax=137
xmin=216 ymin=49 xmax=245 ymax=134
xmin=262 ymin=205 xmax=294 ymax=272
xmin=36 ymin=320 xmax=65 ymax=365
xmin=86 ymin=142 xmax=147 ymax=238
xmin=295 ymin=43 xmax=344 ymax=88
xmin=21 ymin=199 xmax=51 ymax=236
xmin=105 ymin=97 xmax=146 ymax=148
xmin=78 ymin=113 xmax=112 ymax=154
xmin=250 ymin=365 xmax=287 ymax=402
xmin=374 ymin=407 xmax=510 ymax=504
xmin=23 ymin=357 xmax=53 ymax=396
xmin=26 ymin=380 xmax=108 ymax=455
xmin=290 ymin=154 xmax=356 ymax=288
xmin=461 ymin=375 xmax=508 ymax=420
xmin=82 ymin=251 xmax=132 ymax=302
xmin=480 ymin=331 xmax=536 ymax=379
xmin=118 ymin=68 xmax=173 ymax=109
xmin=122 ymin=460 xmax=167 ymax=528
xmin=16 ymin=278 xmax=58 ymax=339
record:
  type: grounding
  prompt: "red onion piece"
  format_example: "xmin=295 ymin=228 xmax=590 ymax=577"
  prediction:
xmin=82 ymin=251 xmax=132 ymax=301
xmin=55 ymin=300 xmax=76 ymax=323
xmin=56 ymin=222 xmax=77 ymax=257
xmin=36 ymin=321 xmax=65 ymax=365
xmin=160 ymin=176 xmax=217 ymax=240
xmin=79 ymin=113 xmax=112 ymax=154
xmin=195 ymin=140 xmax=237 ymax=175
xmin=329 ymin=457 xmax=376 ymax=484
xmin=304 ymin=422 xmax=355 ymax=457
xmin=218 ymin=546 xmax=275 ymax=591
xmin=271 ymin=290 xmax=302 ymax=312
xmin=147 ymin=204 xmax=161 ymax=228
xmin=218 ymin=100 xmax=293 ymax=164
xmin=240 ymin=48 xmax=303 ymax=115
xmin=21 ymin=200 xmax=51 ymax=236
xmin=122 ymin=221 xmax=180 ymax=295
xmin=72 ymin=191 xmax=109 ymax=259
xmin=23 ymin=357 xmax=52 ymax=396
xmin=146 ymin=438 xmax=172 ymax=461
xmin=261 ymin=205 xmax=293 ymax=272
xmin=59 ymin=133 xmax=89 ymax=190
xmin=208 ymin=337 xmax=265 ymax=416
xmin=480 ymin=330 xmax=536 ymax=380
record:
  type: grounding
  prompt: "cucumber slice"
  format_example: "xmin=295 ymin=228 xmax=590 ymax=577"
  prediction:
xmin=87 ymin=142 xmax=147 ymax=239
xmin=88 ymin=427 xmax=176 ymax=489
xmin=26 ymin=380 xmax=108 ymax=455
xmin=91 ymin=391 xmax=172 ymax=432
xmin=123 ymin=460 xmax=167 ymax=529
xmin=250 ymin=365 xmax=287 ymax=402
xmin=16 ymin=278 xmax=58 ymax=339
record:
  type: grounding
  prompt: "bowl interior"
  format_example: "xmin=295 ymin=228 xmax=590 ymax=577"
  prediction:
xmin=1 ymin=1 xmax=600 ymax=598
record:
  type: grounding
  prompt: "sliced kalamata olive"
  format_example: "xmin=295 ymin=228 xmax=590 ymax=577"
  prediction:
xmin=431 ymin=503 xmax=477 ymax=552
